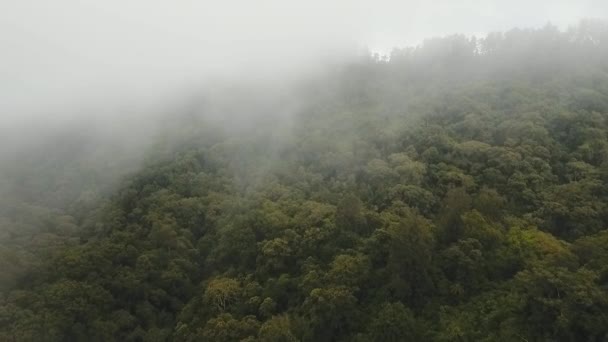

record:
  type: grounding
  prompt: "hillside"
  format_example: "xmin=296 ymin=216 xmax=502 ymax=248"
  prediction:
xmin=2 ymin=21 xmax=608 ymax=341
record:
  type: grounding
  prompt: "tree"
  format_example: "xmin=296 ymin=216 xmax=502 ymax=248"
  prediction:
xmin=384 ymin=207 xmax=435 ymax=306
xmin=335 ymin=194 xmax=367 ymax=234
xmin=203 ymin=277 xmax=241 ymax=312
xmin=258 ymin=315 xmax=298 ymax=342
xmin=366 ymin=302 xmax=422 ymax=341
xmin=199 ymin=314 xmax=260 ymax=342
xmin=303 ymin=286 xmax=358 ymax=341
xmin=437 ymin=187 xmax=471 ymax=244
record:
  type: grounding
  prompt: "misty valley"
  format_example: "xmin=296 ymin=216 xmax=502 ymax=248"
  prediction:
xmin=2 ymin=21 xmax=608 ymax=341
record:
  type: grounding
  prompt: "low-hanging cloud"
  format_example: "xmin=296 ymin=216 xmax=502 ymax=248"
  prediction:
xmin=0 ymin=0 xmax=606 ymax=130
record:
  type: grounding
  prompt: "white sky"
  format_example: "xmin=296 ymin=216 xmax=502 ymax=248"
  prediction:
xmin=1 ymin=0 xmax=607 ymax=122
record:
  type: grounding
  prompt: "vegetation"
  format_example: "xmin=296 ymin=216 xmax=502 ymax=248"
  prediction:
xmin=2 ymin=21 xmax=608 ymax=341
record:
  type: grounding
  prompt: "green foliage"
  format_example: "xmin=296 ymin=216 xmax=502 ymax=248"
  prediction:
xmin=365 ymin=302 xmax=423 ymax=341
xmin=2 ymin=21 xmax=608 ymax=341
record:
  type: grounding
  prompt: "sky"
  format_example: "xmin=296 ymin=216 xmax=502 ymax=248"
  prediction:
xmin=1 ymin=0 xmax=607 ymax=126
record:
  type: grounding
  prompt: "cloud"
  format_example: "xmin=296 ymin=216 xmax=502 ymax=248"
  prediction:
xmin=0 ymin=0 xmax=605 ymax=123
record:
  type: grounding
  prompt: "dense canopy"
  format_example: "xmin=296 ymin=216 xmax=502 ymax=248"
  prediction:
xmin=2 ymin=21 xmax=608 ymax=341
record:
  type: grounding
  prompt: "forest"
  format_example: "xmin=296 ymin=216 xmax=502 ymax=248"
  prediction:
xmin=1 ymin=20 xmax=608 ymax=341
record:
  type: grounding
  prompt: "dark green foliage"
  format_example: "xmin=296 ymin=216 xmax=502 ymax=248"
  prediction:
xmin=2 ymin=21 xmax=608 ymax=341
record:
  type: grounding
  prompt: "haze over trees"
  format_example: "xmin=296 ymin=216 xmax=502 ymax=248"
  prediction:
xmin=2 ymin=20 xmax=608 ymax=341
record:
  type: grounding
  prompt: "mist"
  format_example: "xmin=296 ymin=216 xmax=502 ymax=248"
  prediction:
xmin=2 ymin=0 xmax=606 ymax=122
xmin=2 ymin=2 xmax=608 ymax=340
xmin=1 ymin=0 xmax=606 ymax=239
xmin=1 ymin=0 xmax=606 ymax=218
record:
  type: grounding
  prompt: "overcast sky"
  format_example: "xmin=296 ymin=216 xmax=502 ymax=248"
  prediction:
xmin=1 ymin=0 xmax=607 ymax=125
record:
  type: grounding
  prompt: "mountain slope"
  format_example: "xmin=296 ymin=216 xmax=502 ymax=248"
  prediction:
xmin=2 ymin=22 xmax=608 ymax=341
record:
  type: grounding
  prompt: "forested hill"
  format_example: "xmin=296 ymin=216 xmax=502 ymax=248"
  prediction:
xmin=2 ymin=21 xmax=608 ymax=341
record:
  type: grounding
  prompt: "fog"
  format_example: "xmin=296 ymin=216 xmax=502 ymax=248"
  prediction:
xmin=2 ymin=0 xmax=606 ymax=124
xmin=0 ymin=0 xmax=607 ymax=195
xmin=3 ymin=2 xmax=608 ymax=338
